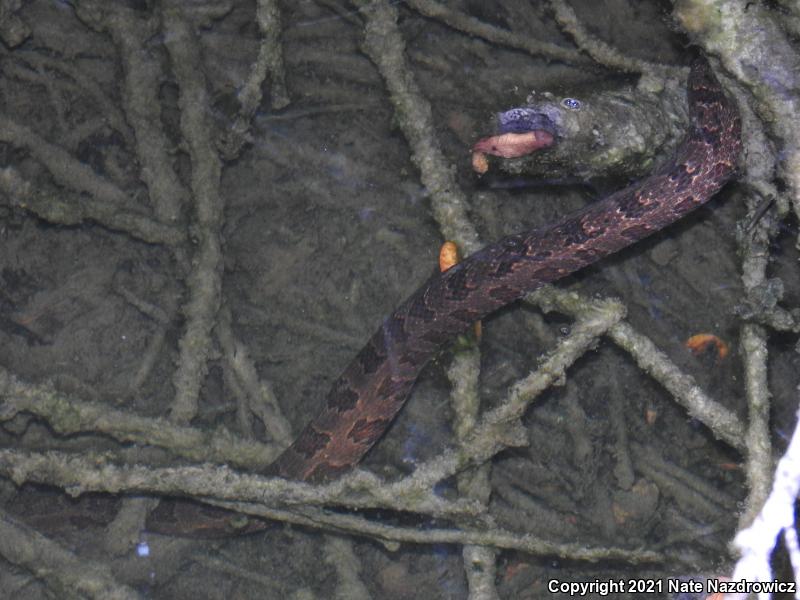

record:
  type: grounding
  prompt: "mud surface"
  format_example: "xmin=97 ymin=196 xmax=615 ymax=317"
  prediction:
xmin=0 ymin=1 xmax=796 ymax=598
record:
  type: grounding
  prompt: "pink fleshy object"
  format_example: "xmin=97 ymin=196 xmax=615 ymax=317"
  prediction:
xmin=472 ymin=130 xmax=554 ymax=159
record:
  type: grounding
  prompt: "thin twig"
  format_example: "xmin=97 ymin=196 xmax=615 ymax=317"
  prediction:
xmin=161 ymin=2 xmax=226 ymax=423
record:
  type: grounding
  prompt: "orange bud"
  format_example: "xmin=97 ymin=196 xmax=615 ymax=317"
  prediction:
xmin=471 ymin=151 xmax=489 ymax=174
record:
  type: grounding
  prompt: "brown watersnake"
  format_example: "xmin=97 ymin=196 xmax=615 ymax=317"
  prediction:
xmin=146 ymin=58 xmax=741 ymax=534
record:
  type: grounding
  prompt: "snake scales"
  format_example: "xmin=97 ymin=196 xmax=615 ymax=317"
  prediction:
xmin=144 ymin=58 xmax=741 ymax=535
xmin=267 ymin=58 xmax=741 ymax=483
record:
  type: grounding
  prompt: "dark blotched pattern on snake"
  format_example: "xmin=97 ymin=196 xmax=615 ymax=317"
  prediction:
xmin=267 ymin=58 xmax=742 ymax=484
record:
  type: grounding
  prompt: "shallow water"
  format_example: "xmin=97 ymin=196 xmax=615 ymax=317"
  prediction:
xmin=0 ymin=1 xmax=795 ymax=598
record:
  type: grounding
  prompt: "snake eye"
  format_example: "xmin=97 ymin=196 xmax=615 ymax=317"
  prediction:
xmin=561 ymin=97 xmax=581 ymax=110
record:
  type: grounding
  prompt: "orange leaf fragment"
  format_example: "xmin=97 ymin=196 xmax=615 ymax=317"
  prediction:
xmin=439 ymin=241 xmax=460 ymax=273
xmin=686 ymin=333 xmax=729 ymax=362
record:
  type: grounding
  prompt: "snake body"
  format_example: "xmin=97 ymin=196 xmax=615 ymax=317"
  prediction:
xmin=268 ymin=59 xmax=741 ymax=484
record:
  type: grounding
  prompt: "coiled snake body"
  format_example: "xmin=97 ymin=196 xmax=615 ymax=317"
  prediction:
xmin=267 ymin=58 xmax=741 ymax=483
